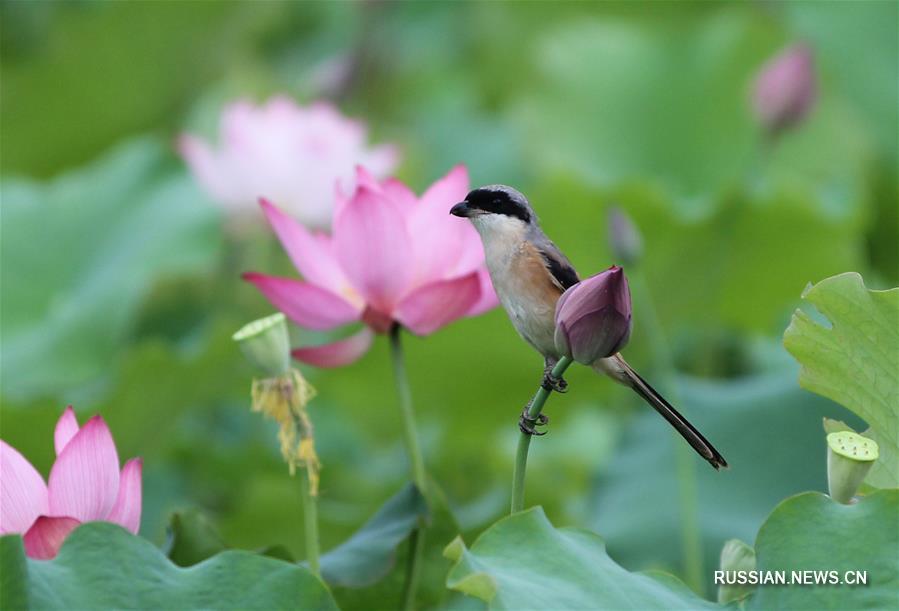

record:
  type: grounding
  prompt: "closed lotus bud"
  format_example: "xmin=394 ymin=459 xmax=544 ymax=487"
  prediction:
xmin=718 ymin=538 xmax=756 ymax=604
xmin=233 ymin=313 xmax=291 ymax=377
xmin=751 ymin=43 xmax=817 ymax=135
xmin=607 ymin=206 xmax=643 ymax=266
xmin=826 ymin=431 xmax=878 ymax=504
xmin=554 ymin=266 xmax=632 ymax=364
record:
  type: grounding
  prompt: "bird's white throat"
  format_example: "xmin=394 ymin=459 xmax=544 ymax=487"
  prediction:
xmin=469 ymin=214 xmax=528 ymax=262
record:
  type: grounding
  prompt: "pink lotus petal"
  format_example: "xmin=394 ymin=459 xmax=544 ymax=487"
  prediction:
xmin=364 ymin=145 xmax=402 ymax=182
xmin=334 ymin=185 xmax=414 ymax=312
xmin=291 ymin=328 xmax=375 ymax=368
xmin=333 ymin=181 xmax=351 ymax=221
xmin=353 ymin=165 xmax=383 ymax=193
xmin=47 ymin=415 xmax=120 ymax=523
xmin=381 ymin=177 xmax=417 ymax=209
xmin=409 ymin=165 xmax=483 ymax=280
xmin=177 ymin=135 xmax=237 ymax=207
xmin=179 ymin=97 xmax=399 ymax=227
xmin=243 ymin=272 xmax=361 ymax=330
xmin=259 ymin=198 xmax=349 ymax=294
xmin=54 ymin=406 xmax=80 ymax=456
xmin=466 ymin=268 xmax=500 ymax=317
xmin=106 ymin=458 xmax=142 ymax=534
xmin=23 ymin=516 xmax=81 ymax=560
xmin=419 ymin=164 xmax=470 ymax=211
xmin=0 ymin=441 xmax=48 ymax=535
xmin=395 ymin=272 xmax=482 ymax=335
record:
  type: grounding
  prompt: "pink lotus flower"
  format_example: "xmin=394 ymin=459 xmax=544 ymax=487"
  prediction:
xmin=0 ymin=407 xmax=141 ymax=559
xmin=751 ymin=44 xmax=817 ymax=135
xmin=244 ymin=165 xmax=499 ymax=367
xmin=179 ymin=97 xmax=399 ymax=228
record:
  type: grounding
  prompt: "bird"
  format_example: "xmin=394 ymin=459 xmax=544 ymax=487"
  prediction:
xmin=450 ymin=185 xmax=727 ymax=470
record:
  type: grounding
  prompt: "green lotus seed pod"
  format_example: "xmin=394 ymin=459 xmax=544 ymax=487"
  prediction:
xmin=826 ymin=431 xmax=878 ymax=504
xmin=233 ymin=313 xmax=291 ymax=377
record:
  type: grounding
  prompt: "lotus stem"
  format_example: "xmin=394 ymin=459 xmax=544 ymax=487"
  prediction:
xmin=511 ymin=356 xmax=573 ymax=513
xmin=630 ymin=271 xmax=704 ymax=594
xmin=388 ymin=325 xmax=426 ymax=611
xmin=299 ymin=467 xmax=320 ymax=577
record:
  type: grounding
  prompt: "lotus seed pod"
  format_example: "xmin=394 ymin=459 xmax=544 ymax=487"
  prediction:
xmin=826 ymin=431 xmax=878 ymax=504
xmin=233 ymin=313 xmax=291 ymax=377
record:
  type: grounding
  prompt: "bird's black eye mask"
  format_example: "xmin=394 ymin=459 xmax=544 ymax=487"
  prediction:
xmin=464 ymin=189 xmax=531 ymax=223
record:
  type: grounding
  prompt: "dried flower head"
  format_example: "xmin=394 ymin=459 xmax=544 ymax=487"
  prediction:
xmin=251 ymin=369 xmax=321 ymax=495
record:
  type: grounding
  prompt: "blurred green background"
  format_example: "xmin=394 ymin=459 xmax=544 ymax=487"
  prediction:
xmin=1 ymin=0 xmax=896 ymax=605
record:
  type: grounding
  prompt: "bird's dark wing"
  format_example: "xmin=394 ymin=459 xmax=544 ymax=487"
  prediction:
xmin=537 ymin=241 xmax=580 ymax=291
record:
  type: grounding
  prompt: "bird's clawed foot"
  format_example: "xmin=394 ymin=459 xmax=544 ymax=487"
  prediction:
xmin=541 ymin=371 xmax=568 ymax=393
xmin=519 ymin=404 xmax=549 ymax=436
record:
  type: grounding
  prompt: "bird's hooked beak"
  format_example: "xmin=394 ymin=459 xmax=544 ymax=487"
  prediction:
xmin=450 ymin=201 xmax=472 ymax=217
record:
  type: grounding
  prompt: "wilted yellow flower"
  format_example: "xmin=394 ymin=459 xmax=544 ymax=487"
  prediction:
xmin=233 ymin=314 xmax=321 ymax=495
xmin=250 ymin=369 xmax=321 ymax=495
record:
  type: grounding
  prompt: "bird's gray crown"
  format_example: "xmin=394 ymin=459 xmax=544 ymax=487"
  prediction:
xmin=463 ymin=185 xmax=533 ymax=223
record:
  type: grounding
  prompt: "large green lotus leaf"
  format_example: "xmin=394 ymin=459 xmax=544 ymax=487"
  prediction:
xmin=0 ymin=530 xmax=28 ymax=610
xmin=444 ymin=507 xmax=718 ymax=610
xmin=329 ymin=480 xmax=462 ymax=611
xmin=512 ymin=16 xmax=756 ymax=205
xmin=319 ymin=482 xmax=428 ymax=587
xmin=0 ymin=1 xmax=287 ymax=176
xmin=0 ymin=137 xmax=219 ymax=401
xmin=163 ymin=508 xmax=299 ymax=565
xmin=784 ymin=273 xmax=899 ymax=488
xmin=511 ymin=7 xmax=873 ymax=214
xmin=783 ymin=0 xmax=899 ymax=162
xmin=748 ymin=490 xmax=899 ymax=610
xmin=630 ymin=192 xmax=862 ymax=335
xmin=164 ymin=509 xmax=228 ymax=567
xmin=0 ymin=522 xmax=337 ymax=610
xmin=522 ymin=177 xmax=864 ymax=337
xmin=585 ymin=367 xmax=866 ymax=597
xmin=161 ymin=484 xmax=428 ymax=589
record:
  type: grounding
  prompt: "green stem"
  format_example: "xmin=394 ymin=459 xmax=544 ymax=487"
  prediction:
xmin=388 ymin=325 xmax=426 ymax=610
xmin=674 ymin=440 xmax=703 ymax=593
xmin=299 ymin=468 xmax=320 ymax=578
xmin=630 ymin=272 xmax=703 ymax=594
xmin=511 ymin=356 xmax=574 ymax=513
xmin=401 ymin=525 xmax=426 ymax=611
xmin=389 ymin=325 xmax=427 ymax=491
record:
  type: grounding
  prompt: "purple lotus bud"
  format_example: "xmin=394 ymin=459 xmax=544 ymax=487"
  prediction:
xmin=554 ymin=266 xmax=632 ymax=364
xmin=607 ymin=206 xmax=643 ymax=266
xmin=751 ymin=44 xmax=817 ymax=135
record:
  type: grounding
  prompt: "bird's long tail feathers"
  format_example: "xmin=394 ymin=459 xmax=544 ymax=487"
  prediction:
xmin=595 ymin=355 xmax=728 ymax=470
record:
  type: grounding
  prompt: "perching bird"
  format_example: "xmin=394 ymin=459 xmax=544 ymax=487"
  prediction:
xmin=450 ymin=185 xmax=727 ymax=469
